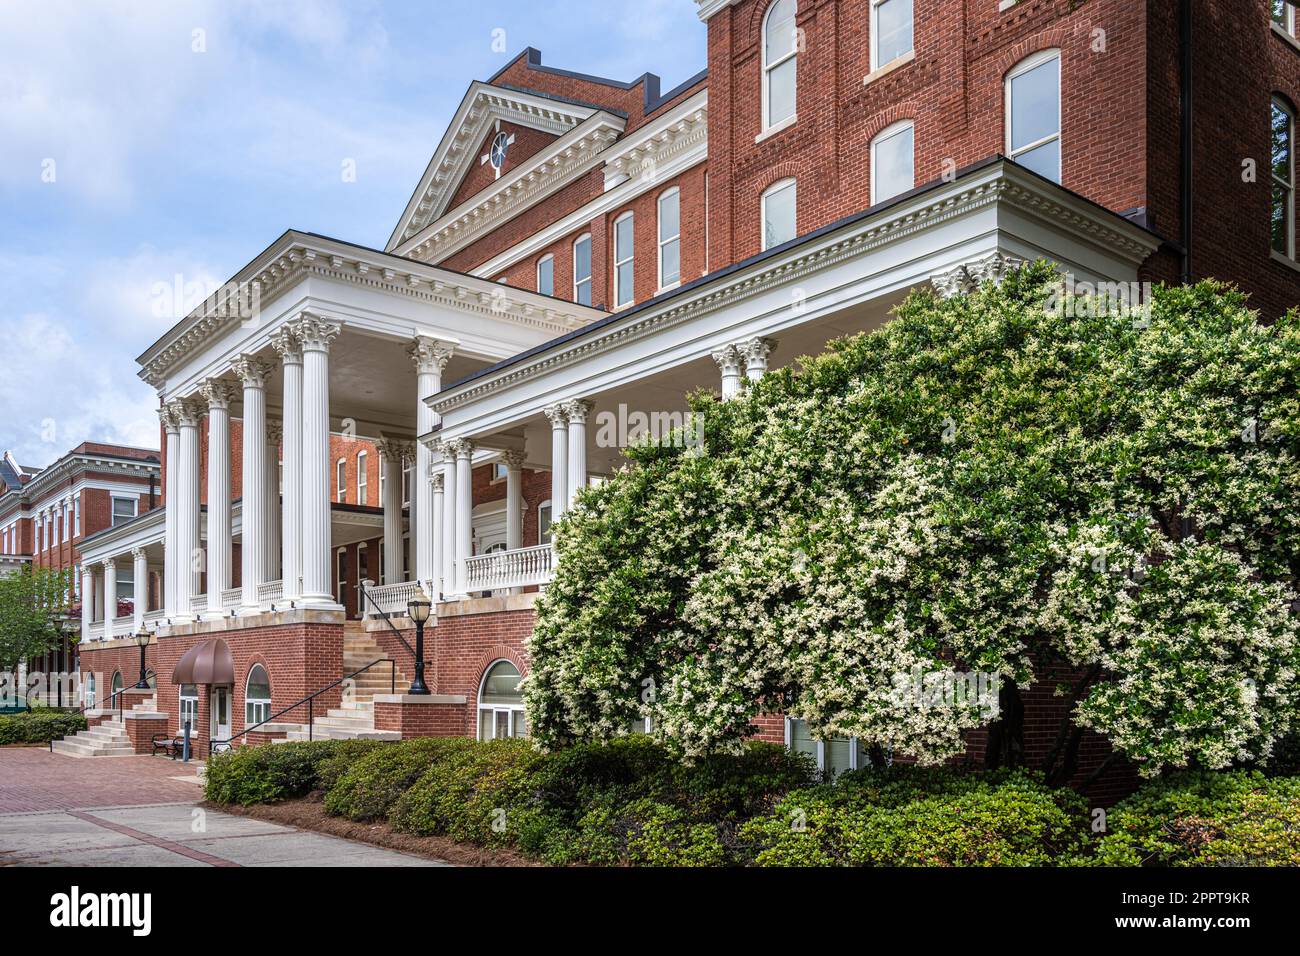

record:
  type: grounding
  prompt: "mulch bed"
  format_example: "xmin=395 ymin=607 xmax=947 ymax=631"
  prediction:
xmin=205 ymin=793 xmax=539 ymax=867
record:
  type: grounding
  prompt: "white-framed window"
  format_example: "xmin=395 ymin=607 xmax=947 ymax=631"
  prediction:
xmin=762 ymin=0 xmax=798 ymax=131
xmin=538 ymin=501 xmax=553 ymax=544
xmin=786 ymin=717 xmax=882 ymax=778
xmin=245 ymin=664 xmax=271 ymax=726
xmin=871 ymin=120 xmax=915 ymax=204
xmin=573 ymin=233 xmax=593 ymax=306
xmin=537 ymin=254 xmax=555 ymax=297
xmin=613 ymin=211 xmax=635 ymax=308
xmin=870 ymin=0 xmax=914 ymax=72
xmin=179 ymin=684 xmax=198 ymax=733
xmin=356 ymin=450 xmax=368 ymax=505
xmin=492 ymin=462 xmax=509 ymax=482
xmin=336 ymin=458 xmax=347 ymax=503
xmin=83 ymin=672 xmax=96 ymax=710
xmin=336 ymin=547 xmax=348 ymax=605
xmin=761 ymin=177 xmax=797 ymax=250
xmin=1275 ymin=1 xmax=1297 ymax=39
xmin=116 ymin=564 xmax=133 ymax=603
xmin=478 ymin=659 xmax=526 ymax=741
xmin=1005 ymin=49 xmax=1061 ymax=183
xmin=656 ymin=188 xmax=681 ymax=290
xmin=1273 ymin=97 xmax=1296 ymax=260
xmin=62 ymin=501 xmax=70 ymax=542
xmin=74 ymin=493 xmax=80 ymax=537
xmin=378 ymin=454 xmax=386 ymax=503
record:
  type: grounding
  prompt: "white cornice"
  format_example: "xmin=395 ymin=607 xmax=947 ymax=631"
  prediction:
xmin=695 ymin=0 xmax=739 ymax=21
xmin=136 ymin=232 xmax=609 ymax=389
xmin=387 ymin=83 xmax=602 ymax=251
xmin=397 ymin=112 xmax=626 ymax=264
xmin=601 ymin=92 xmax=707 ymax=190
xmin=433 ymin=161 xmax=1161 ymax=415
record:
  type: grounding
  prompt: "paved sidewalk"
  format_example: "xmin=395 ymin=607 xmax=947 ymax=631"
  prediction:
xmin=0 ymin=748 xmax=445 ymax=867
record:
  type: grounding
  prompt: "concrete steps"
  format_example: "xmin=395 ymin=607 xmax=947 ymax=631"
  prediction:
xmin=51 ymin=719 xmax=135 ymax=757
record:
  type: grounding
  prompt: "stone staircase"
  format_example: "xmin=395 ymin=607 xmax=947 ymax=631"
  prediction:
xmin=51 ymin=694 xmax=159 ymax=757
xmin=279 ymin=623 xmax=407 ymax=742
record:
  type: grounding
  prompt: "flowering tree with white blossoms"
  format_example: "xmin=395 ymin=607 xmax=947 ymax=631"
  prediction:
xmin=525 ymin=262 xmax=1300 ymax=783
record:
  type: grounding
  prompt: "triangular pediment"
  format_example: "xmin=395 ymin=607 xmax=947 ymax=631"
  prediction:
xmin=387 ymin=83 xmax=600 ymax=251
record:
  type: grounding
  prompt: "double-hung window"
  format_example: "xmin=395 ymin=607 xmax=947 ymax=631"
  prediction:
xmin=657 ymin=188 xmax=681 ymax=289
xmin=871 ymin=120 xmax=915 ymax=204
xmin=871 ymin=0 xmax=913 ymax=72
xmin=1273 ymin=97 xmax=1296 ymax=260
xmin=613 ymin=212 xmax=635 ymax=308
xmin=356 ymin=451 xmax=368 ymax=505
xmin=336 ymin=459 xmax=347 ymax=503
xmin=111 ymin=496 xmax=137 ymax=527
xmin=762 ymin=0 xmax=798 ymax=131
xmin=761 ymin=178 xmax=797 ymax=250
xmin=537 ymin=254 xmax=554 ymax=297
xmin=573 ymin=234 xmax=593 ymax=306
xmin=1006 ymin=50 xmax=1062 ymax=183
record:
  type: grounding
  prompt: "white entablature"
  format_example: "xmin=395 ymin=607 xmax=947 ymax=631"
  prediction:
xmin=388 ymin=82 xmax=613 ymax=252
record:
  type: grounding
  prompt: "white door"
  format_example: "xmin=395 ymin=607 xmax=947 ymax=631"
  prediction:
xmin=210 ymin=686 xmax=232 ymax=740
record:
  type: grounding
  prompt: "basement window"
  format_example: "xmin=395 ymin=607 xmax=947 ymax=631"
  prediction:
xmin=245 ymin=665 xmax=271 ymax=726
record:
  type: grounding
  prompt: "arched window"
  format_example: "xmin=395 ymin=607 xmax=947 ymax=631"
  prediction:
xmin=573 ymin=234 xmax=592 ymax=305
xmin=1005 ymin=50 xmax=1061 ymax=183
xmin=761 ymin=178 xmax=797 ymax=250
xmin=336 ymin=458 xmax=347 ymax=503
xmin=83 ymin=672 xmax=96 ymax=710
xmin=657 ymin=187 xmax=681 ymax=289
xmin=245 ymin=664 xmax=271 ymax=726
xmin=111 ymin=671 xmax=123 ymax=697
xmin=871 ymin=120 xmax=915 ymax=205
xmin=762 ymin=0 xmax=798 ymax=131
xmin=537 ymin=254 xmax=555 ymax=297
xmin=871 ymin=0 xmax=913 ymax=73
xmin=1272 ymin=97 xmax=1296 ymax=260
xmin=613 ymin=212 xmax=635 ymax=308
xmin=356 ymin=450 xmax=368 ymax=505
xmin=179 ymin=684 xmax=198 ymax=732
xmin=478 ymin=660 xmax=525 ymax=740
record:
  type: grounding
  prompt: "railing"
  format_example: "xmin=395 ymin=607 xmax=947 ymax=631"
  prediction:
xmin=207 ymin=657 xmax=397 ymax=756
xmin=461 ymin=543 xmax=554 ymax=593
xmin=190 ymin=595 xmax=208 ymax=615
xmin=143 ymin=609 xmax=165 ymax=623
xmin=110 ymin=616 xmax=135 ymax=638
xmin=357 ymin=580 xmax=419 ymax=666
xmin=362 ymin=579 xmax=424 ymax=618
xmin=256 ymin=580 xmax=283 ymax=605
xmin=73 ymin=669 xmax=155 ymax=722
xmin=221 ymin=587 xmax=241 ymax=610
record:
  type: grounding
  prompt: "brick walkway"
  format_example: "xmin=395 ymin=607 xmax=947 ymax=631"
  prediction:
xmin=0 ymin=748 xmax=205 ymax=813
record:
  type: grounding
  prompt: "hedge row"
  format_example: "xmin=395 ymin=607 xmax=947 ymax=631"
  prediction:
xmin=0 ymin=710 xmax=86 ymax=745
xmin=204 ymin=736 xmax=1300 ymax=866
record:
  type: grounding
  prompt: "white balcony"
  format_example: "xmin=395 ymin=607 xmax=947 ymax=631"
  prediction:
xmin=461 ymin=543 xmax=554 ymax=594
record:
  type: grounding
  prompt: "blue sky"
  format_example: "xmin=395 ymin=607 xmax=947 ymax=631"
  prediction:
xmin=0 ymin=0 xmax=706 ymax=468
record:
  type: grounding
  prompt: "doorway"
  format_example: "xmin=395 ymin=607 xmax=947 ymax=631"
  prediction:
xmin=210 ymin=685 xmax=232 ymax=741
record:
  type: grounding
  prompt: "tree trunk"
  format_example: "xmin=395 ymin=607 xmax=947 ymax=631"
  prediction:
xmin=984 ymin=681 xmax=1025 ymax=769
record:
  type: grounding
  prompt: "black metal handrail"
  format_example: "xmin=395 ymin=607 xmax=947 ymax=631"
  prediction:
xmin=357 ymin=579 xmax=418 ymax=662
xmin=207 ymin=656 xmax=397 ymax=757
xmin=72 ymin=671 xmax=155 ymax=718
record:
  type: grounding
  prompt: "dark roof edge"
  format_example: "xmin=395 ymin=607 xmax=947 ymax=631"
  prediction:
xmin=487 ymin=47 xmax=705 ymax=116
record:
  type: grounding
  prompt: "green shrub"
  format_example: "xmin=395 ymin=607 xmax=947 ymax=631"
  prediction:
xmin=739 ymin=768 xmax=1089 ymax=866
xmin=0 ymin=710 xmax=86 ymax=745
xmin=1085 ymin=771 xmax=1300 ymax=866
xmin=577 ymin=798 xmax=728 ymax=867
xmin=324 ymin=738 xmax=475 ymax=821
xmin=204 ymin=739 xmax=384 ymax=805
xmin=390 ymin=738 xmax=547 ymax=844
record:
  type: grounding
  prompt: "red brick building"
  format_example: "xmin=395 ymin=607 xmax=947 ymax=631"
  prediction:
xmin=69 ymin=0 xmax=1298 ymax=789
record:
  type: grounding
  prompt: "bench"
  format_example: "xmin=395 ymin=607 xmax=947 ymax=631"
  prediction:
xmin=151 ymin=734 xmax=185 ymax=759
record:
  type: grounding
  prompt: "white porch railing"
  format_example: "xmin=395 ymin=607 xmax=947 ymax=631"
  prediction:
xmin=462 ymin=544 xmax=555 ymax=593
xmin=256 ymin=580 xmax=283 ymax=605
xmin=221 ymin=587 xmax=241 ymax=610
xmin=143 ymin=609 xmax=164 ymax=623
xmin=190 ymin=595 xmax=208 ymax=615
xmin=110 ymin=616 xmax=134 ymax=637
xmin=362 ymin=579 xmax=425 ymax=617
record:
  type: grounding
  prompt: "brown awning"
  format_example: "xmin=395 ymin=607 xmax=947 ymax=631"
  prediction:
xmin=171 ymin=638 xmax=235 ymax=685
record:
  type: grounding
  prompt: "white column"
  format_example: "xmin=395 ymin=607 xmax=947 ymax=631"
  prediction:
xmin=564 ymin=400 xmax=592 ymax=510
xmin=545 ymin=404 xmax=569 ymax=519
xmin=265 ymin=418 xmax=282 ymax=583
xmin=439 ymin=443 xmax=457 ymax=599
xmin=94 ymin=566 xmax=105 ymax=624
xmin=201 ymin=379 xmax=235 ymax=615
xmin=294 ymin=315 xmax=342 ymax=607
xmin=160 ymin=406 xmax=180 ymax=617
xmin=430 ymin=470 xmax=445 ymax=593
xmin=503 ymin=450 xmax=525 ymax=551
xmin=271 ymin=329 xmax=303 ymax=601
xmin=740 ymin=337 xmax=775 ymax=382
xmin=80 ymin=566 xmax=93 ymax=643
xmin=452 ymin=439 xmax=474 ymax=597
xmin=409 ymin=337 xmax=454 ymax=587
xmin=102 ymin=558 xmax=117 ymax=631
xmin=232 ymin=356 xmax=271 ymax=612
xmin=712 ymin=345 xmax=743 ymax=399
xmin=131 ymin=547 xmax=148 ymax=633
xmin=174 ymin=398 xmax=202 ymax=621
xmin=377 ymin=438 xmax=409 ymax=583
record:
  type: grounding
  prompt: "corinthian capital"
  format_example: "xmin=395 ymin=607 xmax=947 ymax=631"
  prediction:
xmin=269 ymin=326 xmax=303 ymax=364
xmin=562 ymin=399 xmax=593 ymax=425
xmin=199 ymin=379 xmax=237 ymax=410
xmin=291 ymin=313 xmax=342 ymax=351
xmin=231 ymin=355 xmax=273 ymax=389
xmin=408 ymin=336 xmax=455 ymax=375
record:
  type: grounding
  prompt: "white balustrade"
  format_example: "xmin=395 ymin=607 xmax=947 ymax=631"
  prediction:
xmin=256 ymin=580 xmax=284 ymax=605
xmin=190 ymin=595 xmax=208 ymax=615
xmin=221 ymin=587 xmax=242 ymax=610
xmin=362 ymin=580 xmax=424 ymax=617
xmin=461 ymin=544 xmax=554 ymax=594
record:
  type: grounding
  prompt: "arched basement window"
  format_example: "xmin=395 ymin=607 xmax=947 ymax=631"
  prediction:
xmin=477 ymin=660 xmax=525 ymax=741
xmin=245 ymin=664 xmax=271 ymax=725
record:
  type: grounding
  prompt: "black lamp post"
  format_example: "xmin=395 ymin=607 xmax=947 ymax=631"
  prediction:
xmin=133 ymin=630 xmax=151 ymax=689
xmin=406 ymin=585 xmax=432 ymax=695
